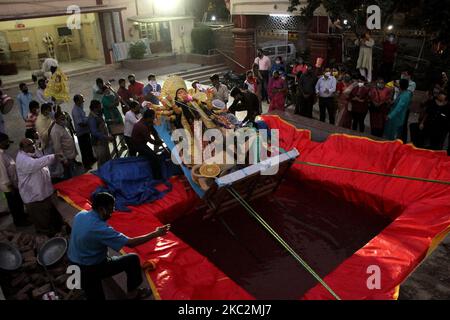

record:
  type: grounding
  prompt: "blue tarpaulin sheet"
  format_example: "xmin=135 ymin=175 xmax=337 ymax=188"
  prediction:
xmin=94 ymin=156 xmax=177 ymax=212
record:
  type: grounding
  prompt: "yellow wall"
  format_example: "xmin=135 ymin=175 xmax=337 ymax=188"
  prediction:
xmin=0 ymin=14 xmax=103 ymax=66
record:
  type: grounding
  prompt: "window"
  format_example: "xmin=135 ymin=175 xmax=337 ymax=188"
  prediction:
xmin=264 ymin=47 xmax=276 ymax=56
xmin=277 ymin=46 xmax=288 ymax=54
xmin=139 ymin=23 xmax=157 ymax=41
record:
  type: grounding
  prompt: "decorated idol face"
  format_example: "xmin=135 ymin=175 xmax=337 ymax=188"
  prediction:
xmin=176 ymin=89 xmax=193 ymax=103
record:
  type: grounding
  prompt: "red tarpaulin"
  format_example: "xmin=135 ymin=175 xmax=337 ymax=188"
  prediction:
xmin=56 ymin=115 xmax=450 ymax=300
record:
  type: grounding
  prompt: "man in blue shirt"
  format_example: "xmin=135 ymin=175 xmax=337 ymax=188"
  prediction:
xmin=315 ymin=69 xmax=337 ymax=124
xmin=17 ymin=83 xmax=33 ymax=121
xmin=68 ymin=192 xmax=170 ymax=300
xmin=143 ymin=74 xmax=161 ymax=106
xmin=72 ymin=94 xmax=96 ymax=169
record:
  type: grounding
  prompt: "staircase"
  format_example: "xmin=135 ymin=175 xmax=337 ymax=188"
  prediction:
xmin=170 ymin=63 xmax=229 ymax=86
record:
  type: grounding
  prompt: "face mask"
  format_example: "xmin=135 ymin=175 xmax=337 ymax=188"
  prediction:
xmin=276 ymin=60 xmax=281 ymax=64
xmin=196 ymin=83 xmax=202 ymax=90
xmin=377 ymin=83 xmax=385 ymax=89
xmin=358 ymin=82 xmax=364 ymax=87
xmin=149 ymin=80 xmax=156 ymax=85
xmin=325 ymin=72 xmax=331 ymax=77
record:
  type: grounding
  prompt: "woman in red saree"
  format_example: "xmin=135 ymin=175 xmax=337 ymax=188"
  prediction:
xmin=268 ymin=71 xmax=287 ymax=112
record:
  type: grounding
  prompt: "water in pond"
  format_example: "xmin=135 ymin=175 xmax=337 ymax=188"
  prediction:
xmin=171 ymin=179 xmax=393 ymax=299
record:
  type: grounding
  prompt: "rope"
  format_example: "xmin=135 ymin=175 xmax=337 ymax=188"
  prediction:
xmin=293 ymin=160 xmax=450 ymax=186
xmin=277 ymin=147 xmax=450 ymax=186
xmin=226 ymin=187 xmax=342 ymax=300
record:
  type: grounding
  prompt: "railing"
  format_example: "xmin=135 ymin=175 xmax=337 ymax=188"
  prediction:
xmin=208 ymin=48 xmax=246 ymax=70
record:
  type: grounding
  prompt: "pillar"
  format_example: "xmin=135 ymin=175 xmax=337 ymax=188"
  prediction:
xmin=231 ymin=15 xmax=256 ymax=73
xmin=307 ymin=16 xmax=329 ymax=67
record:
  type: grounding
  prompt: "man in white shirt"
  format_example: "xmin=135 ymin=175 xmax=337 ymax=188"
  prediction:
xmin=315 ymin=68 xmax=337 ymax=124
xmin=254 ymin=49 xmax=272 ymax=102
xmin=92 ymin=78 xmax=105 ymax=103
xmin=36 ymin=78 xmax=54 ymax=105
xmin=49 ymin=111 xmax=78 ymax=180
xmin=0 ymin=133 xmax=29 ymax=226
xmin=16 ymin=138 xmax=63 ymax=236
xmin=210 ymin=74 xmax=229 ymax=105
xmin=124 ymin=101 xmax=141 ymax=157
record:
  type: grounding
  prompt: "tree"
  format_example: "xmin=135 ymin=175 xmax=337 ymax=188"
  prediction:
xmin=289 ymin=0 xmax=450 ymax=78
xmin=186 ymin=0 xmax=230 ymax=21
xmin=289 ymin=0 xmax=410 ymax=32
xmin=420 ymin=0 xmax=450 ymax=44
xmin=289 ymin=0 xmax=449 ymax=42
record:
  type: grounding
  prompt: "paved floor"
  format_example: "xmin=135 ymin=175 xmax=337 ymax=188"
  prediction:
xmin=1 ymin=59 xmax=104 ymax=86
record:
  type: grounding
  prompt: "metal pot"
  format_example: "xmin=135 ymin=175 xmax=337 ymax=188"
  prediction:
xmin=0 ymin=242 xmax=22 ymax=271
xmin=37 ymin=237 xmax=68 ymax=267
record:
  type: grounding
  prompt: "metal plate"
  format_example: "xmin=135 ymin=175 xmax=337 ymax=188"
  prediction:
xmin=0 ymin=242 xmax=22 ymax=271
xmin=37 ymin=237 xmax=67 ymax=267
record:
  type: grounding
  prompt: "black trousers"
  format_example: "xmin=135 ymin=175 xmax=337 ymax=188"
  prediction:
xmin=4 ymin=189 xmax=27 ymax=225
xmin=410 ymin=123 xmax=449 ymax=150
xmin=351 ymin=111 xmax=367 ymax=133
xmin=298 ymin=94 xmax=315 ymax=118
xmin=381 ymin=62 xmax=394 ymax=83
xmin=371 ymin=128 xmax=384 ymax=137
xmin=135 ymin=144 xmax=162 ymax=180
xmin=78 ymin=133 xmax=96 ymax=168
xmin=260 ymin=70 xmax=269 ymax=102
xmin=77 ymin=254 xmax=143 ymax=300
xmin=319 ymin=97 xmax=336 ymax=124
xmin=410 ymin=123 xmax=425 ymax=148
xmin=124 ymin=136 xmax=136 ymax=157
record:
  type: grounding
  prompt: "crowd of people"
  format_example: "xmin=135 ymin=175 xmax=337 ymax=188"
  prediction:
xmin=245 ymin=38 xmax=450 ymax=156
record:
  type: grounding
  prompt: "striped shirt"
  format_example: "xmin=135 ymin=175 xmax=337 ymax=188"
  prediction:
xmin=25 ymin=112 xmax=38 ymax=129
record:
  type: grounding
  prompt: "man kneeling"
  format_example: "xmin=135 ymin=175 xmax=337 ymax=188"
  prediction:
xmin=68 ymin=192 xmax=170 ymax=300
